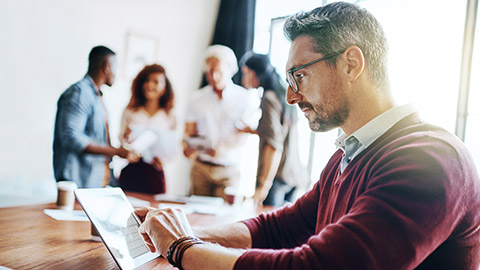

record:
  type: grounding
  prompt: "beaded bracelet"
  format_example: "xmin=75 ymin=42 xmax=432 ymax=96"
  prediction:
xmin=166 ymin=236 xmax=204 ymax=269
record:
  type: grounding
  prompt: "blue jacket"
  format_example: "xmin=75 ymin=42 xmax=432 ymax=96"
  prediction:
xmin=53 ymin=75 xmax=109 ymax=188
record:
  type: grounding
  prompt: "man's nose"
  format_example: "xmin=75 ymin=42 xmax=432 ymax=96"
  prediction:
xmin=286 ymin=86 xmax=302 ymax=105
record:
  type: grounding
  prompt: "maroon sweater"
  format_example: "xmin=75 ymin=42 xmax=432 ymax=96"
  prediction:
xmin=235 ymin=113 xmax=480 ymax=270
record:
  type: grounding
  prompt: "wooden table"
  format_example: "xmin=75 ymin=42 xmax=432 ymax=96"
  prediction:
xmin=0 ymin=192 xmax=271 ymax=270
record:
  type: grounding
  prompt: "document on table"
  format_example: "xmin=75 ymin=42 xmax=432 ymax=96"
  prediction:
xmin=157 ymin=203 xmax=231 ymax=216
xmin=43 ymin=209 xmax=89 ymax=221
xmin=126 ymin=196 xmax=151 ymax=208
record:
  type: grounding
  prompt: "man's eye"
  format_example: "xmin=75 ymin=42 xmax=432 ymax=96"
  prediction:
xmin=295 ymin=73 xmax=304 ymax=82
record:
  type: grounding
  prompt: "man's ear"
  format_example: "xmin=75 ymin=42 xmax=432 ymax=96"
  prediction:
xmin=102 ymin=60 xmax=111 ymax=75
xmin=340 ymin=45 xmax=365 ymax=82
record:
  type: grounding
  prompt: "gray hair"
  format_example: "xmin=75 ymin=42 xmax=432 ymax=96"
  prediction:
xmin=284 ymin=2 xmax=389 ymax=89
xmin=204 ymin=44 xmax=238 ymax=78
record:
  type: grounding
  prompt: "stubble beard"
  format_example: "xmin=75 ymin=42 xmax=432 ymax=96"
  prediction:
xmin=308 ymin=99 xmax=350 ymax=132
xmin=301 ymin=79 xmax=350 ymax=132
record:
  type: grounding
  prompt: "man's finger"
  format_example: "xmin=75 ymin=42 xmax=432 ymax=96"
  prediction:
xmin=134 ymin=207 xmax=155 ymax=222
xmin=138 ymin=223 xmax=157 ymax=253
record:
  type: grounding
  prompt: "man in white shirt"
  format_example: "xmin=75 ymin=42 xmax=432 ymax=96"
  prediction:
xmin=183 ymin=45 xmax=257 ymax=200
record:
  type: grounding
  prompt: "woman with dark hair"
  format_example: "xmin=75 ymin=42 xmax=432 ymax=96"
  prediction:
xmin=118 ymin=64 xmax=176 ymax=194
xmin=240 ymin=52 xmax=308 ymax=207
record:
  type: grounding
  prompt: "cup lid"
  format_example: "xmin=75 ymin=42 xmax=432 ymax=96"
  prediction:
xmin=57 ymin=181 xmax=78 ymax=191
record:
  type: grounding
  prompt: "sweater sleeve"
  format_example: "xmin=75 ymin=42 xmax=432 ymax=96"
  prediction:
xmin=240 ymin=181 xmax=320 ymax=250
xmin=234 ymin=134 xmax=479 ymax=269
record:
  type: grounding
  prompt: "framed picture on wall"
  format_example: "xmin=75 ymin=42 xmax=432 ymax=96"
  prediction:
xmin=123 ymin=32 xmax=159 ymax=79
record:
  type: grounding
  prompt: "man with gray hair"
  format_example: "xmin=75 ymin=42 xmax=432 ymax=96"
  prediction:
xmin=182 ymin=44 xmax=257 ymax=201
xmin=137 ymin=3 xmax=480 ymax=269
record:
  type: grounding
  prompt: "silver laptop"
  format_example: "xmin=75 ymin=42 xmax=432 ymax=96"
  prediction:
xmin=75 ymin=188 xmax=160 ymax=270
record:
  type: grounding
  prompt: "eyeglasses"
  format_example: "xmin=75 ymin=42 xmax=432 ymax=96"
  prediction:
xmin=286 ymin=50 xmax=345 ymax=93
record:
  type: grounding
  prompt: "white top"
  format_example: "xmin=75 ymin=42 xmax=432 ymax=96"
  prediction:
xmin=184 ymin=81 xmax=260 ymax=166
xmin=120 ymin=107 xmax=177 ymax=162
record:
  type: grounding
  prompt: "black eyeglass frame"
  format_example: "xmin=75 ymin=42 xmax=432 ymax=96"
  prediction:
xmin=286 ymin=50 xmax=346 ymax=93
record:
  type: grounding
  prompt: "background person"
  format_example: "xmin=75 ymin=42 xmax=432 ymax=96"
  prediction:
xmin=182 ymin=44 xmax=258 ymax=201
xmin=53 ymin=45 xmax=139 ymax=188
xmin=119 ymin=64 xmax=176 ymax=194
xmin=240 ymin=52 xmax=308 ymax=207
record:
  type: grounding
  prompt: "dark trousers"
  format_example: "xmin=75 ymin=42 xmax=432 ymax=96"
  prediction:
xmin=263 ymin=177 xmax=296 ymax=206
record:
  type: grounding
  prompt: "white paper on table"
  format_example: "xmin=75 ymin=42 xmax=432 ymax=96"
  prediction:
xmin=126 ymin=196 xmax=151 ymax=208
xmin=186 ymin=203 xmax=230 ymax=216
xmin=43 ymin=209 xmax=89 ymax=221
xmin=156 ymin=203 xmax=230 ymax=216
xmin=154 ymin=194 xmax=224 ymax=205
xmin=157 ymin=203 xmax=194 ymax=215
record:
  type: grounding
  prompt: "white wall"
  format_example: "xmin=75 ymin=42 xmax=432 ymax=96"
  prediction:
xmin=0 ymin=0 xmax=221 ymax=201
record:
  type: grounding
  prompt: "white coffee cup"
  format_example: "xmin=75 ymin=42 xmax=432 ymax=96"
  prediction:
xmin=56 ymin=181 xmax=77 ymax=211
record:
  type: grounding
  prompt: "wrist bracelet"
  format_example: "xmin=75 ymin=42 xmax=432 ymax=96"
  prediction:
xmin=166 ymin=237 xmax=185 ymax=266
xmin=166 ymin=236 xmax=203 ymax=269
xmin=175 ymin=239 xmax=203 ymax=270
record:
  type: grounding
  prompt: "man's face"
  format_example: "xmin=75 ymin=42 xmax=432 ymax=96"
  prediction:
xmin=285 ymin=35 xmax=349 ymax=132
xmin=105 ymin=55 xmax=117 ymax=87
xmin=205 ymin=57 xmax=228 ymax=91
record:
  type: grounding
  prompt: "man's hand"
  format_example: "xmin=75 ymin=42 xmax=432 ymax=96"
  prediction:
xmin=236 ymin=126 xmax=257 ymax=135
xmin=136 ymin=208 xmax=194 ymax=257
xmin=152 ymin=156 xmax=163 ymax=171
xmin=117 ymin=147 xmax=141 ymax=163
xmin=122 ymin=126 xmax=134 ymax=144
xmin=205 ymin=148 xmax=216 ymax=157
xmin=253 ymin=185 xmax=270 ymax=208
xmin=183 ymin=144 xmax=199 ymax=160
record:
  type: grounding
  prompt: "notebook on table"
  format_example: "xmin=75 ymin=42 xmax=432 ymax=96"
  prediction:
xmin=74 ymin=188 xmax=160 ymax=270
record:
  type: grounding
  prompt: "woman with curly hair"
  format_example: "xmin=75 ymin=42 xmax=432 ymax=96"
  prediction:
xmin=119 ymin=64 xmax=176 ymax=194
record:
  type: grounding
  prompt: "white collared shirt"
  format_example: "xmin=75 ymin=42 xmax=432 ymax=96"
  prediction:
xmin=335 ymin=104 xmax=417 ymax=173
xmin=184 ymin=81 xmax=260 ymax=166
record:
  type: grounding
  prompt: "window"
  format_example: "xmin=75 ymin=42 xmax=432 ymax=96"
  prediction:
xmin=464 ymin=1 xmax=480 ymax=168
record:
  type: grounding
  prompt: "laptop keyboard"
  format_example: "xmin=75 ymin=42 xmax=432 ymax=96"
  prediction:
xmin=125 ymin=215 xmax=149 ymax=258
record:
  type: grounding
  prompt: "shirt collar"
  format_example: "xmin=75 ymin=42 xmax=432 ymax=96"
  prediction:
xmin=207 ymin=80 xmax=235 ymax=99
xmin=85 ymin=75 xmax=102 ymax=96
xmin=335 ymin=104 xmax=417 ymax=150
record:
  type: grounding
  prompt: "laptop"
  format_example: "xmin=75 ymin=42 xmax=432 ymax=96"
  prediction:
xmin=74 ymin=188 xmax=160 ymax=270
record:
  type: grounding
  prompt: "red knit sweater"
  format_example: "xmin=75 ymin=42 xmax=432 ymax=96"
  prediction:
xmin=235 ymin=113 xmax=480 ymax=270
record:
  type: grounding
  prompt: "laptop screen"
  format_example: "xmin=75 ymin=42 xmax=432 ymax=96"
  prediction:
xmin=75 ymin=188 xmax=160 ymax=270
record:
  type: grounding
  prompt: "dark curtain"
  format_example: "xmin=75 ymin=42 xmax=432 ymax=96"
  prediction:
xmin=201 ymin=0 xmax=256 ymax=87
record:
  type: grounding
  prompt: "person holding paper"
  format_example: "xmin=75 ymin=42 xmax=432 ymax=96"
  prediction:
xmin=183 ymin=45 xmax=259 ymax=201
xmin=119 ymin=64 xmax=176 ymax=194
